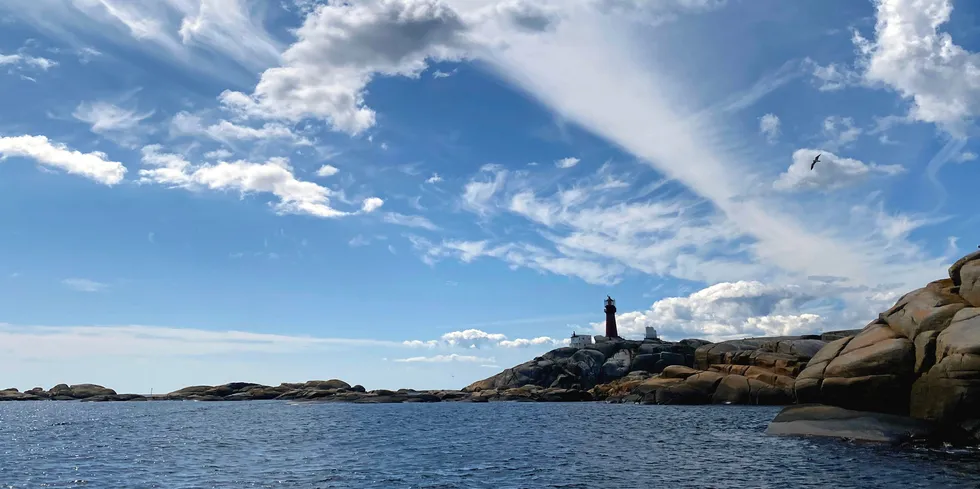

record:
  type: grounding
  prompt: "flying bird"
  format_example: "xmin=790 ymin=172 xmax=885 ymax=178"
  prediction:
xmin=810 ymin=154 xmax=821 ymax=170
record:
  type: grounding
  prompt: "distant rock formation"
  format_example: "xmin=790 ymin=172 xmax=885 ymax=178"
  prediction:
xmin=0 ymin=384 xmax=120 ymax=401
xmin=465 ymin=338 xmax=705 ymax=392
xmin=466 ymin=332 xmax=857 ymax=406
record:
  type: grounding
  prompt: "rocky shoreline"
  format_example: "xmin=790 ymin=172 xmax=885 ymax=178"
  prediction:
xmin=8 ymin=250 xmax=980 ymax=446
xmin=0 ymin=332 xmax=855 ymax=406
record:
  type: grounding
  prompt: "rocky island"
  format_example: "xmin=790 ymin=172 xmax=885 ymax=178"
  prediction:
xmin=6 ymin=250 xmax=980 ymax=446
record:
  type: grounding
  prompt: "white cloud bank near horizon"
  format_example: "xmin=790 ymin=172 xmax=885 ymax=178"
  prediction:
xmin=0 ymin=322 xmax=569 ymax=393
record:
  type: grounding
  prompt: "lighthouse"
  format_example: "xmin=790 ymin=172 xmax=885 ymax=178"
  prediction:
xmin=604 ymin=295 xmax=619 ymax=338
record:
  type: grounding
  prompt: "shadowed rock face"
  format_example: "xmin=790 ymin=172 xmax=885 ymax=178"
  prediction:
xmin=465 ymin=339 xmax=704 ymax=392
xmin=0 ymin=384 xmax=119 ymax=401
xmin=791 ymin=251 xmax=980 ymax=441
xmin=766 ymin=404 xmax=943 ymax=445
xmin=470 ymin=333 xmax=836 ymax=406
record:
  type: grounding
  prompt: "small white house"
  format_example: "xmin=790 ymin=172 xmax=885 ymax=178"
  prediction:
xmin=570 ymin=333 xmax=593 ymax=348
xmin=645 ymin=327 xmax=659 ymax=340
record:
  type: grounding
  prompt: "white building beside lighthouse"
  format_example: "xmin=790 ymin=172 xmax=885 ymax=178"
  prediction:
xmin=570 ymin=332 xmax=593 ymax=348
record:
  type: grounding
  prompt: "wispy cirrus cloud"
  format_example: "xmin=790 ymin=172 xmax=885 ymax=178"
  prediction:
xmin=61 ymin=278 xmax=108 ymax=293
xmin=393 ymin=353 xmax=496 ymax=363
xmin=0 ymin=323 xmax=404 ymax=360
xmin=383 ymin=212 xmax=440 ymax=231
xmin=0 ymin=0 xmax=283 ymax=80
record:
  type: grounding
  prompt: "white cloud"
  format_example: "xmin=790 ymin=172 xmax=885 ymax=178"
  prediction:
xmin=0 ymin=323 xmax=402 ymax=360
xmin=758 ymin=113 xmax=779 ymax=143
xmin=402 ymin=328 xmax=566 ymax=349
xmin=773 ymin=148 xmax=905 ymax=192
xmin=475 ymin=0 xmax=562 ymax=33
xmin=176 ymin=0 xmax=283 ymax=68
xmin=498 ymin=336 xmax=565 ymax=348
xmin=171 ymin=112 xmax=310 ymax=145
xmin=432 ymin=68 xmax=458 ymax=78
xmin=2 ymin=0 xmax=281 ymax=78
xmin=438 ymin=1 xmax=951 ymax=305
xmin=0 ymin=52 xmax=57 ymax=71
xmin=443 ymin=165 xmax=756 ymax=285
xmin=821 ymin=115 xmax=862 ymax=150
xmin=426 ymin=173 xmax=443 ymax=183
xmin=73 ymin=101 xmax=154 ymax=134
xmin=853 ymin=0 xmax=980 ymax=135
xmin=77 ymin=47 xmax=103 ymax=63
xmin=315 ymin=164 xmax=339 ymax=177
xmin=599 ymin=281 xmax=826 ymax=342
xmin=0 ymin=135 xmax=127 ymax=185
xmin=410 ymin=235 xmax=626 ymax=285
xmin=461 ymin=165 xmax=508 ymax=216
xmin=555 ymin=156 xmax=580 ymax=168
xmin=361 ymin=197 xmax=385 ymax=213
xmin=851 ymin=203 xmax=949 ymax=243
xmin=953 ymin=151 xmax=977 ymax=163
xmin=588 ymin=0 xmax=729 ymax=25
xmin=393 ymin=353 xmax=495 ymax=363
xmin=219 ymin=0 xmax=471 ymax=135
xmin=61 ymin=278 xmax=108 ymax=293
xmin=804 ymin=58 xmax=861 ymax=92
xmin=204 ymin=149 xmax=233 ymax=160
xmin=349 ymin=235 xmax=372 ymax=247
xmin=383 ymin=212 xmax=439 ymax=231
xmin=139 ymin=145 xmax=377 ymax=218
xmin=441 ymin=329 xmax=508 ymax=347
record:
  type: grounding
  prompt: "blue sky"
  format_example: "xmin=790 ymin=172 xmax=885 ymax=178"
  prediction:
xmin=1 ymin=0 xmax=979 ymax=394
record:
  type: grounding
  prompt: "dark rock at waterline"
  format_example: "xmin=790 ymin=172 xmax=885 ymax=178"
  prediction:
xmin=82 ymin=394 xmax=146 ymax=402
xmin=765 ymin=404 xmax=952 ymax=445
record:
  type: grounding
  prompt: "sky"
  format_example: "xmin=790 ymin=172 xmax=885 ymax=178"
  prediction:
xmin=1 ymin=0 xmax=979 ymax=394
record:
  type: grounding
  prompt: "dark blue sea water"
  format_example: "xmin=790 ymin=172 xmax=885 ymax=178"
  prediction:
xmin=1 ymin=401 xmax=979 ymax=488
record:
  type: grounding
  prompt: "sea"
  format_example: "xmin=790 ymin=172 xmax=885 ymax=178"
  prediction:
xmin=1 ymin=401 xmax=979 ymax=488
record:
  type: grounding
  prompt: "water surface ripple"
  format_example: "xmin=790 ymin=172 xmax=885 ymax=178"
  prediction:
xmin=1 ymin=401 xmax=979 ymax=488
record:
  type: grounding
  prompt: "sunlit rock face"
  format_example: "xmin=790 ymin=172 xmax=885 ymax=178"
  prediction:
xmin=790 ymin=251 xmax=980 ymax=442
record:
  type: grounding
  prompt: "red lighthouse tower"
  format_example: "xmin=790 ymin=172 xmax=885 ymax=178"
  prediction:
xmin=604 ymin=295 xmax=619 ymax=338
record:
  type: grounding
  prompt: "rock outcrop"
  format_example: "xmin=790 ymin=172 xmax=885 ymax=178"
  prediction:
xmin=466 ymin=339 xmax=705 ymax=392
xmin=766 ymin=404 xmax=942 ymax=445
xmin=786 ymin=251 xmax=980 ymax=442
xmin=0 ymin=384 xmax=126 ymax=401
xmin=694 ymin=336 xmax=830 ymax=376
xmin=473 ymin=334 xmax=834 ymax=406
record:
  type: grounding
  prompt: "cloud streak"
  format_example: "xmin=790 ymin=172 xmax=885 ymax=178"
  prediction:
xmin=0 ymin=323 xmax=405 ymax=360
xmin=0 ymin=135 xmax=127 ymax=185
xmin=473 ymin=2 xmax=948 ymax=295
xmin=393 ymin=354 xmax=495 ymax=363
xmin=403 ymin=328 xmax=569 ymax=349
xmin=61 ymin=278 xmax=108 ymax=293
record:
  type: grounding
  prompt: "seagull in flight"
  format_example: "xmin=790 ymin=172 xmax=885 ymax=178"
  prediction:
xmin=810 ymin=154 xmax=821 ymax=170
